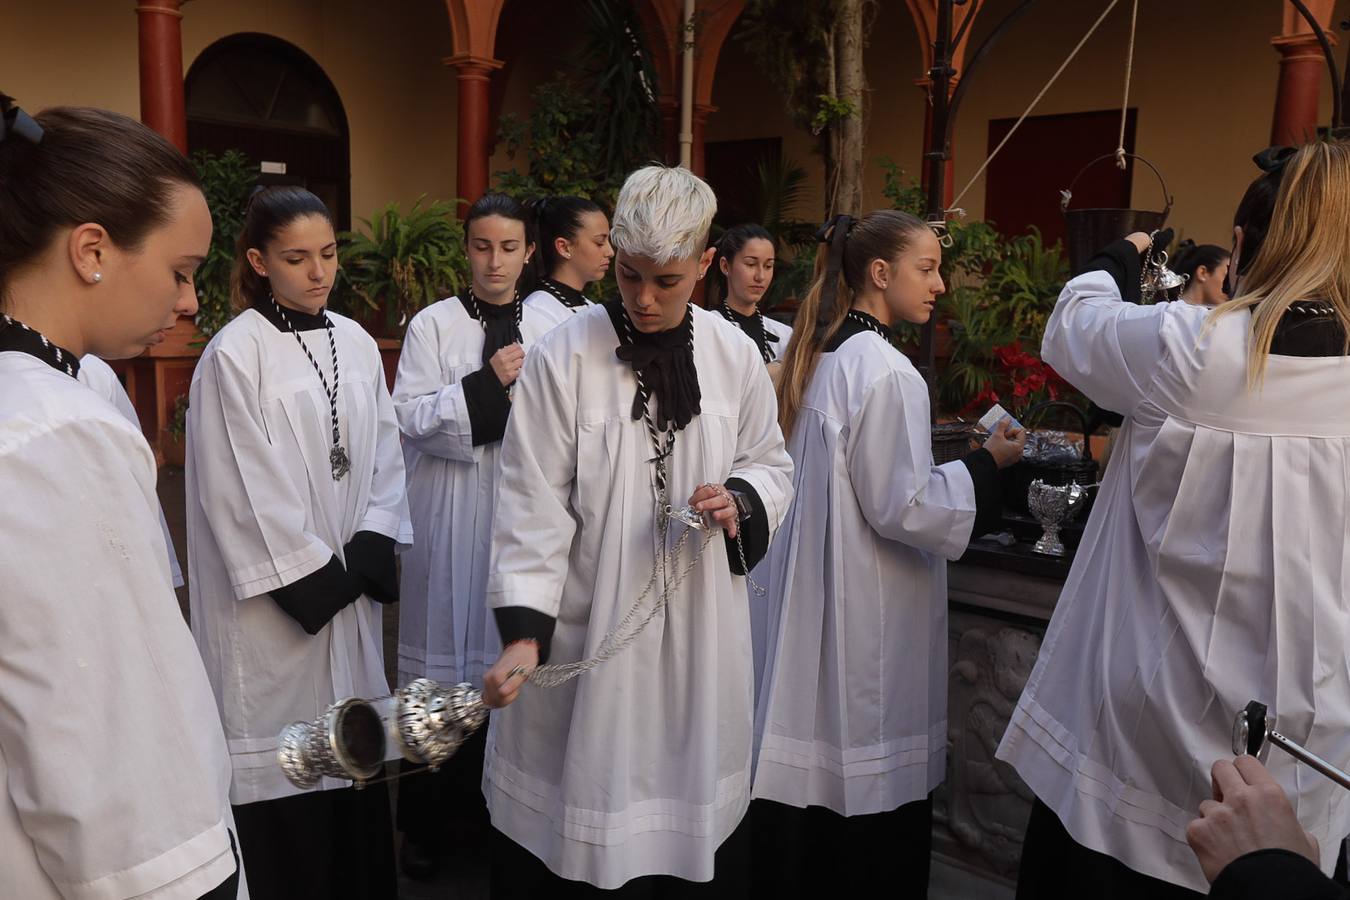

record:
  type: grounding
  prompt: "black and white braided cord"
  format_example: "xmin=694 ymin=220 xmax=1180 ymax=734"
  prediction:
xmin=270 ymin=295 xmax=342 ymax=450
xmin=1 ymin=313 xmax=76 ymax=376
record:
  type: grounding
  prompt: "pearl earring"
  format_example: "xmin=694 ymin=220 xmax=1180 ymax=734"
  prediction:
xmin=92 ymin=272 xmax=102 ymax=283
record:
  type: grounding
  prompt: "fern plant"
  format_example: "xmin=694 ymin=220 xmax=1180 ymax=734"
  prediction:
xmin=337 ymin=197 xmax=468 ymax=335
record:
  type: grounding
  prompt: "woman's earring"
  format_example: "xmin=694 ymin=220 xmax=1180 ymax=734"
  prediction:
xmin=91 ymin=272 xmax=102 ymax=283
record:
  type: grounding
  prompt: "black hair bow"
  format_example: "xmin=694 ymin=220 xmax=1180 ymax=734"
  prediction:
xmin=1254 ymin=146 xmax=1297 ymax=175
xmin=813 ymin=214 xmax=854 ymax=328
xmin=0 ymin=102 xmax=43 ymax=145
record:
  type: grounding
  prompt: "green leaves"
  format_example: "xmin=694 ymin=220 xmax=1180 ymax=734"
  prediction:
xmin=190 ymin=149 xmax=257 ymax=338
xmin=336 ymin=197 xmax=468 ymax=334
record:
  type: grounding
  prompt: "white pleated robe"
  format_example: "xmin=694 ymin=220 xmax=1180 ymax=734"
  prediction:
xmin=751 ymin=330 xmax=975 ymax=816
xmin=79 ymin=354 xmax=185 ymax=588
xmin=393 ymin=296 xmax=559 ymax=687
xmin=484 ymin=305 xmax=794 ymax=888
xmin=0 ymin=352 xmax=242 ymax=899
xmin=522 ymin=287 xmax=591 ymax=330
xmin=997 ymin=272 xmax=1350 ymax=891
xmin=186 ymin=309 xmax=412 ymax=805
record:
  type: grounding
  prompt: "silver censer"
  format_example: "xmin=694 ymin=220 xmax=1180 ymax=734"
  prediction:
xmin=1027 ymin=479 xmax=1088 ymax=557
xmin=278 ymin=678 xmax=488 ymax=788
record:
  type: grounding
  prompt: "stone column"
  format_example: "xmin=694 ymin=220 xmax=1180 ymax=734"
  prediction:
xmin=135 ymin=0 xmax=188 ymax=152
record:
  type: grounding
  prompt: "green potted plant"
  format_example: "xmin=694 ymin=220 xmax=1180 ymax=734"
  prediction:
xmin=189 ymin=149 xmax=256 ymax=342
xmin=336 ymin=196 xmax=469 ymax=338
xmin=162 ymin=393 xmax=190 ymax=468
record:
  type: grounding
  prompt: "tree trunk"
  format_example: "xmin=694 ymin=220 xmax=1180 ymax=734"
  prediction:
xmin=831 ymin=0 xmax=865 ymax=216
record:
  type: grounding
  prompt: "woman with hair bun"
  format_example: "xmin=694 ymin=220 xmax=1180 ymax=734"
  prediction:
xmin=1171 ymin=239 xmax=1231 ymax=307
xmin=186 ymin=184 xmax=412 ymax=899
xmin=0 ymin=93 xmax=241 ymax=899
xmin=521 ymin=194 xmax=613 ymax=326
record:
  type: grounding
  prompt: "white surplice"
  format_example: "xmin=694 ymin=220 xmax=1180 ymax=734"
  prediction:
xmin=393 ymin=296 xmax=559 ymax=688
xmin=0 ymin=352 xmax=242 ymax=899
xmin=79 ymin=354 xmax=184 ymax=588
xmin=522 ymin=287 xmax=590 ymax=331
xmin=762 ymin=315 xmax=793 ymax=362
xmin=186 ymin=309 xmax=412 ymax=805
xmin=997 ymin=271 xmax=1350 ymax=891
xmin=484 ymin=305 xmax=794 ymax=888
xmin=751 ymin=329 xmax=975 ymax=816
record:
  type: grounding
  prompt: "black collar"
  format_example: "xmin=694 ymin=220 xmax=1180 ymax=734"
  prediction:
xmin=713 ymin=302 xmax=779 ymax=364
xmin=255 ymin=299 xmax=330 ymax=332
xmin=823 ymin=309 xmax=891 ymax=353
xmin=0 ymin=315 xmax=81 ymax=377
xmin=605 ymin=300 xmax=701 ymax=431
xmin=538 ymin=278 xmax=590 ymax=309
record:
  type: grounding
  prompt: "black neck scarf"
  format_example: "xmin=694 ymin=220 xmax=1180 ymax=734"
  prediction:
xmin=461 ymin=290 xmax=523 ymax=367
xmin=539 ymin=278 xmax=590 ymax=309
xmin=824 ymin=308 xmax=892 ymax=353
xmin=713 ymin=303 xmax=777 ymax=364
xmin=0 ymin=315 xmax=81 ymax=377
xmin=604 ymin=300 xmax=701 ymax=432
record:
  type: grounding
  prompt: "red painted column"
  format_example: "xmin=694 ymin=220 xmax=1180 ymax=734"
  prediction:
xmin=691 ymin=103 xmax=715 ymax=177
xmin=445 ymin=54 xmax=503 ymax=216
xmin=136 ymin=0 xmax=188 ymax=152
xmin=1270 ymin=34 xmax=1329 ymax=146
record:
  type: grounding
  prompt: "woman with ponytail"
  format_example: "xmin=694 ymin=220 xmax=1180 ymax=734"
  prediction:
xmin=391 ymin=192 xmax=560 ymax=878
xmin=186 ymin=185 xmax=411 ymax=899
xmin=1171 ymin=239 xmax=1231 ymax=307
xmin=997 ymin=142 xmax=1350 ymax=897
xmin=751 ymin=210 xmax=1024 ymax=894
xmin=708 ymin=223 xmax=792 ymax=365
xmin=521 ymin=194 xmax=612 ymax=325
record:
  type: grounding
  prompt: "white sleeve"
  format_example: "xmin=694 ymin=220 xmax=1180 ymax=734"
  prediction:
xmin=846 ymin=369 xmax=976 ymax=560
xmin=486 ymin=347 xmax=578 ymax=619
xmin=391 ymin=310 xmax=481 ymax=463
xmin=359 ymin=349 xmax=414 ymax=546
xmin=0 ymin=419 xmax=236 ymax=899
xmin=82 ymin=360 xmax=186 ymax=588
xmin=188 ymin=346 xmax=334 ymax=600
xmin=1041 ymin=270 xmax=1169 ymax=417
xmin=729 ymin=353 xmax=794 ymax=535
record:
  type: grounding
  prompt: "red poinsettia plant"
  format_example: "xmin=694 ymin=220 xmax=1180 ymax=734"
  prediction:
xmin=965 ymin=341 xmax=1074 ymax=417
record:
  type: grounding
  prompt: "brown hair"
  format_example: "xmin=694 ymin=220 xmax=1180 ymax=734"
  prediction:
xmin=776 ymin=209 xmax=930 ymax=436
xmin=230 ymin=185 xmax=334 ymax=311
xmin=0 ymin=93 xmax=200 ymax=307
xmin=1213 ymin=141 xmax=1350 ymax=385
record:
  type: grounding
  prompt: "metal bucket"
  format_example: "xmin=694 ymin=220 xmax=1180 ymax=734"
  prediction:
xmin=1061 ymin=153 xmax=1173 ymax=275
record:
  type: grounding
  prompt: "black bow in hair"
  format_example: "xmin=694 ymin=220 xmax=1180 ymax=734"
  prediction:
xmin=0 ymin=102 xmax=43 ymax=146
xmin=813 ymin=214 xmax=854 ymax=328
xmin=1254 ymin=146 xmax=1297 ymax=175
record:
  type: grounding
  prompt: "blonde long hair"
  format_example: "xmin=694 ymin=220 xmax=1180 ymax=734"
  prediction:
xmin=1213 ymin=141 xmax=1350 ymax=385
xmin=776 ymin=210 xmax=929 ymax=436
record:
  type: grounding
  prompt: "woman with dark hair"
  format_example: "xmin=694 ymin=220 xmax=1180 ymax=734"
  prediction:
xmin=749 ymin=210 xmax=1022 ymax=895
xmin=0 ymin=95 xmax=240 ymax=898
xmin=391 ymin=192 xmax=559 ymax=878
xmin=521 ymin=194 xmax=612 ymax=323
xmin=185 ymin=185 xmax=412 ymax=899
xmin=708 ymin=223 xmax=792 ymax=364
xmin=998 ymin=142 xmax=1350 ymax=897
xmin=1171 ymin=240 xmax=1231 ymax=307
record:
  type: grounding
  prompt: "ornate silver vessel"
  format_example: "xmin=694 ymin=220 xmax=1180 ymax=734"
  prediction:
xmin=1027 ymin=479 xmax=1088 ymax=557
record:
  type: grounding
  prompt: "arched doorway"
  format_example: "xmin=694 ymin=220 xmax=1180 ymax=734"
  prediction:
xmin=185 ymin=34 xmax=351 ymax=228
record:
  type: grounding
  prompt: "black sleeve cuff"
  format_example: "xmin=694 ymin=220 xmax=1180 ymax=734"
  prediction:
xmin=344 ymin=530 xmax=399 ymax=604
xmin=725 ymin=477 xmax=770 ymax=575
xmin=493 ymin=606 xmax=556 ymax=666
xmin=960 ymin=448 xmax=1003 ymax=539
xmin=270 ymin=555 xmax=362 ymax=635
xmin=462 ymin=366 xmax=512 ymax=447
xmin=1210 ymin=849 xmax=1344 ymax=900
xmin=196 ymin=829 xmax=240 ymax=900
xmin=1083 ymin=238 xmax=1144 ymax=303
